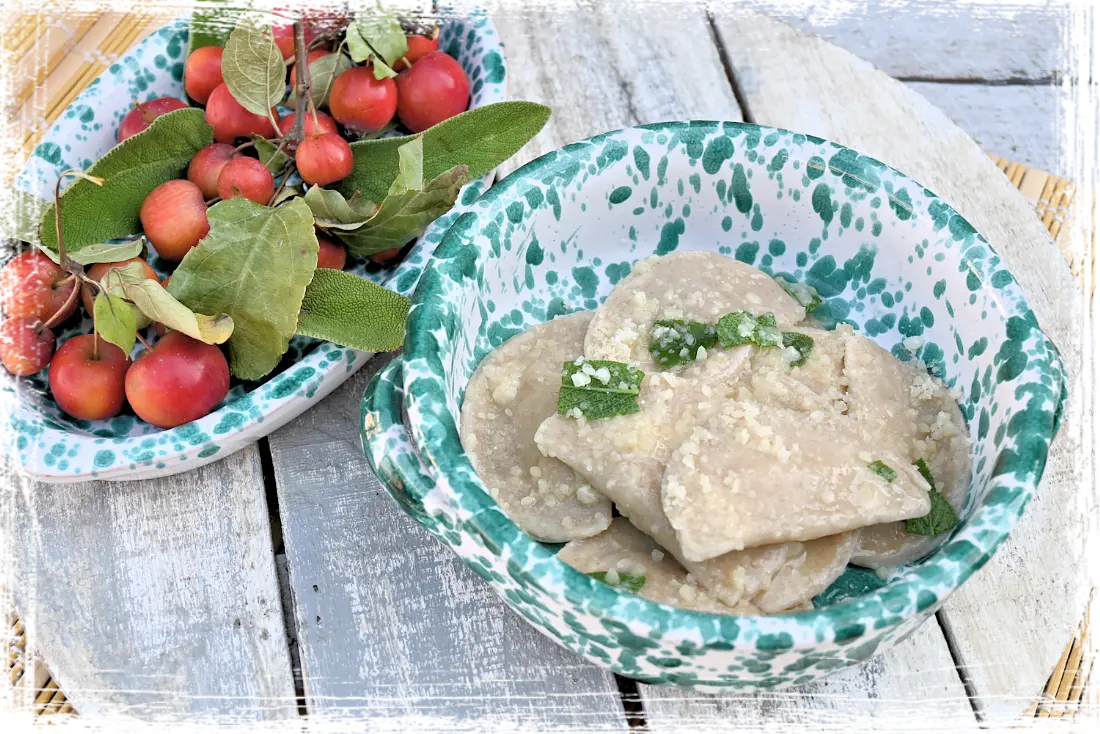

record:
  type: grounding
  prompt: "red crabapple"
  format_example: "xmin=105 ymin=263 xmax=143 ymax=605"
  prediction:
xmin=49 ymin=335 xmax=130 ymax=421
xmin=184 ymin=46 xmax=224 ymax=104
xmin=329 ymin=66 xmax=397 ymax=133
xmin=0 ymin=317 xmax=55 ymax=376
xmin=217 ymin=156 xmax=275 ymax=204
xmin=395 ymin=52 xmax=469 ymax=133
xmin=118 ymin=97 xmax=188 ymax=141
xmin=295 ymin=133 xmax=353 ymax=186
xmin=139 ymin=180 xmax=210 ymax=261
xmin=187 ymin=143 xmax=238 ymax=199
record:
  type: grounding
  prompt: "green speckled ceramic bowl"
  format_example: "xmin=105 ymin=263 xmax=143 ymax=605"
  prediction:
xmin=2 ymin=5 xmax=506 ymax=483
xmin=362 ymin=121 xmax=1065 ymax=690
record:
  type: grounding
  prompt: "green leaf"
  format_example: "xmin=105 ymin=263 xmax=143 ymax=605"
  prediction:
xmin=649 ymin=319 xmax=718 ymax=369
xmin=558 ymin=358 xmax=644 ymax=420
xmin=334 ymin=102 xmax=552 ymax=203
xmin=906 ymin=459 xmax=960 ymax=537
xmin=777 ymin=277 xmax=823 ymax=315
xmin=167 ymin=198 xmax=318 ymax=379
xmin=188 ymin=0 xmax=255 ymax=53
xmin=335 ymin=165 xmax=467 ymax=256
xmin=867 ymin=460 xmax=898 ymax=483
xmin=345 ymin=23 xmax=374 ymax=63
xmin=296 ymin=268 xmax=410 ymax=352
xmin=272 ymin=185 xmax=302 ymax=206
xmin=252 ymin=134 xmax=290 ymax=173
xmin=39 ymin=109 xmax=214 ymax=252
xmin=38 ymin=238 xmax=145 ymax=266
xmin=222 ymin=20 xmax=286 ymax=115
xmin=303 ymin=186 xmax=378 ymax=229
xmin=295 ymin=52 xmax=354 ymax=109
xmin=588 ymin=571 xmax=646 ymax=594
xmin=354 ymin=10 xmax=407 ymax=66
xmin=0 ymin=182 xmax=48 ymax=245
xmin=93 ymin=291 xmax=137 ymax=354
xmin=781 ymin=331 xmax=814 ymax=368
xmin=716 ymin=310 xmax=782 ymax=349
xmin=394 ymin=136 xmax=424 ymax=192
xmin=103 ymin=262 xmax=233 ymax=344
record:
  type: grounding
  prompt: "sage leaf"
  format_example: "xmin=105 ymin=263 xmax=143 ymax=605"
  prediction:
xmin=393 ymin=136 xmax=423 ymax=193
xmin=335 ymin=165 xmax=467 ymax=257
xmin=906 ymin=458 xmax=960 ymax=537
xmin=252 ymin=134 xmax=290 ymax=173
xmin=39 ymin=109 xmax=213 ymax=252
xmin=167 ymin=198 xmax=318 ymax=380
xmin=38 ymin=238 xmax=144 ymax=266
xmin=223 ymin=20 xmax=286 ymax=116
xmin=103 ymin=262 xmax=233 ymax=345
xmin=867 ymin=460 xmax=897 ymax=483
xmin=188 ymin=0 xmax=254 ymax=54
xmin=334 ymin=102 xmax=551 ymax=203
xmin=293 ymin=52 xmax=353 ymax=109
xmin=587 ymin=571 xmax=646 ymax=594
xmin=781 ymin=331 xmax=814 ymax=368
xmin=93 ymin=291 xmax=137 ymax=354
xmin=558 ymin=359 xmax=644 ymax=420
xmin=354 ymin=11 xmax=407 ymax=66
xmin=0 ymin=182 xmax=47 ymax=245
xmin=303 ymin=186 xmax=378 ymax=230
xmin=649 ymin=319 xmax=718 ymax=369
xmin=296 ymin=268 xmax=409 ymax=352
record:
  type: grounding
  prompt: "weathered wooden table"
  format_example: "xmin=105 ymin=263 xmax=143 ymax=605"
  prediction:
xmin=4 ymin=2 xmax=1094 ymax=730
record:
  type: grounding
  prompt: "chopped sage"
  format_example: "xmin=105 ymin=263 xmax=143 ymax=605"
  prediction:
xmin=906 ymin=458 xmax=961 ymax=537
xmin=649 ymin=319 xmax=718 ymax=368
xmin=588 ymin=571 xmax=647 ymax=594
xmin=781 ymin=331 xmax=815 ymax=368
xmin=867 ymin=460 xmax=897 ymax=482
xmin=778 ymin=277 xmax=823 ymax=315
xmin=558 ymin=358 xmax=644 ymax=420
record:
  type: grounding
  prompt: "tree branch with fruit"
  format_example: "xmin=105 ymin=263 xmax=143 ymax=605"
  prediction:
xmin=0 ymin=3 xmax=549 ymax=431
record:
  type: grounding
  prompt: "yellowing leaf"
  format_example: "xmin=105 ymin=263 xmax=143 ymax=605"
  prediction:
xmin=0 ymin=182 xmax=47 ymax=245
xmin=303 ymin=186 xmax=378 ymax=230
xmin=223 ymin=21 xmax=286 ymax=116
xmin=167 ymin=198 xmax=318 ymax=380
xmin=296 ymin=268 xmax=409 ymax=352
xmin=103 ymin=262 xmax=233 ymax=344
xmin=354 ymin=11 xmax=407 ymax=66
xmin=38 ymin=239 xmax=145 ymax=266
xmin=39 ymin=109 xmax=214 ymax=252
xmin=336 ymin=165 xmax=468 ymax=257
xmin=93 ymin=291 xmax=137 ymax=354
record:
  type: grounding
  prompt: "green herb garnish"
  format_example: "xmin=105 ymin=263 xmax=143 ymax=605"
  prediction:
xmin=781 ymin=332 xmax=815 ymax=368
xmin=716 ymin=311 xmax=783 ymax=349
xmin=558 ymin=358 xmax=644 ymax=420
xmin=778 ymin=277 xmax=823 ymax=315
xmin=906 ymin=458 xmax=960 ymax=536
xmin=868 ymin=460 xmax=897 ymax=482
xmin=588 ymin=571 xmax=647 ymax=594
xmin=649 ymin=319 xmax=718 ymax=368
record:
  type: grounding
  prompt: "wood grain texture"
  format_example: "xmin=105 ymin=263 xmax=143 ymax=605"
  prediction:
xmin=905 ymin=82 xmax=1069 ymax=178
xmin=486 ymin=0 xmax=743 ymax=178
xmin=2 ymin=448 xmax=297 ymax=721
xmin=711 ymin=7 xmax=1091 ymax=726
xmin=266 ymin=355 xmax=628 ymax=728
xmin=640 ymin=621 xmax=978 ymax=732
xmin=728 ymin=0 xmax=1068 ymax=82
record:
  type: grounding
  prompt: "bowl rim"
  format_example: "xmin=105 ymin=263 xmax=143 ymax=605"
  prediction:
xmin=3 ymin=5 xmax=507 ymax=483
xmin=400 ymin=120 xmax=1066 ymax=648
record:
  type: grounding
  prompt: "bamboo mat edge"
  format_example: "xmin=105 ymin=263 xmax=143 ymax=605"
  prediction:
xmin=1 ymin=4 xmax=1095 ymax=727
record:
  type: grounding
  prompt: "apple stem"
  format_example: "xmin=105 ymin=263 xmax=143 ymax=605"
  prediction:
xmin=399 ymin=56 xmax=411 ymax=70
xmin=268 ymin=169 xmax=292 ymax=206
xmin=289 ymin=19 xmax=312 ymax=147
xmin=205 ymin=196 xmax=222 ymax=206
xmin=133 ymin=96 xmax=153 ymax=124
xmin=39 ymin=276 xmax=81 ymax=331
xmin=92 ymin=330 xmax=100 ymax=361
xmin=233 ymin=139 xmax=257 ymax=154
xmin=135 ymin=331 xmax=152 ymax=350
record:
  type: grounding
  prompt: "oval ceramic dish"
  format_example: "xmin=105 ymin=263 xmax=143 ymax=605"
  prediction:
xmin=2 ymin=7 xmax=506 ymax=483
xmin=362 ymin=121 xmax=1065 ymax=690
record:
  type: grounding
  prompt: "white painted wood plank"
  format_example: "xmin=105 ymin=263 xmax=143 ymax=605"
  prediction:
xmin=266 ymin=356 xmax=628 ymax=728
xmin=905 ymin=82 xmax=1069 ymax=178
xmin=2 ymin=448 xmax=297 ymax=720
xmin=712 ymin=7 xmax=1091 ymax=726
xmin=641 ymin=620 xmax=978 ymax=732
xmin=734 ymin=0 xmax=1068 ymax=82
xmin=486 ymin=0 xmax=743 ymax=177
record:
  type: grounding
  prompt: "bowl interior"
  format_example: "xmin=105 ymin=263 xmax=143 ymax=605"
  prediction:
xmin=3 ymin=8 xmax=505 ymax=478
xmin=402 ymin=121 xmax=1063 ymax=639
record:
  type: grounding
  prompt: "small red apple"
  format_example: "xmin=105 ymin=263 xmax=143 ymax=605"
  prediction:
xmin=125 ymin=331 xmax=230 ymax=429
xmin=140 ymin=180 xmax=210 ymax=261
xmin=217 ymin=156 xmax=275 ymax=204
xmin=184 ymin=46 xmax=224 ymax=104
xmin=49 ymin=334 xmax=130 ymax=420
xmin=118 ymin=97 xmax=189 ymax=142
xmin=315 ymin=234 xmax=347 ymax=270
xmin=0 ymin=250 xmax=79 ymax=323
xmin=188 ymin=143 xmax=239 ymax=199
xmin=0 ymin=317 xmax=55 ymax=376
xmin=295 ymin=133 xmax=353 ymax=186
xmin=204 ymin=83 xmax=279 ymax=143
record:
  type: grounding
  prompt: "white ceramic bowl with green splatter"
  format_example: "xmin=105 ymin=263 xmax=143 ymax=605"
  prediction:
xmin=361 ymin=121 xmax=1065 ymax=689
xmin=2 ymin=8 xmax=506 ymax=482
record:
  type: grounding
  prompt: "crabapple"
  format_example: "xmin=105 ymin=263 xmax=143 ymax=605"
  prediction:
xmin=329 ymin=66 xmax=397 ymax=133
xmin=140 ymin=180 xmax=210 ymax=260
xmin=315 ymin=234 xmax=347 ymax=270
xmin=295 ymin=133 xmax=353 ymax=186
xmin=217 ymin=156 xmax=275 ymax=204
xmin=0 ymin=250 xmax=79 ymax=323
xmin=118 ymin=97 xmax=188 ymax=142
xmin=0 ymin=317 xmax=54 ymax=376
xmin=277 ymin=110 xmax=339 ymax=148
xmin=188 ymin=143 xmax=238 ymax=199
xmin=125 ymin=331 xmax=229 ymax=429
xmin=48 ymin=335 xmax=130 ymax=421
xmin=395 ymin=52 xmax=469 ymax=133
xmin=393 ymin=35 xmax=439 ymax=71
xmin=184 ymin=46 xmax=224 ymax=104
xmin=205 ymin=83 xmax=279 ymax=143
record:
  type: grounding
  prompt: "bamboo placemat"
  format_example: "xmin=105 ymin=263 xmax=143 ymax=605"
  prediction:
xmin=1 ymin=4 xmax=1094 ymax=726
